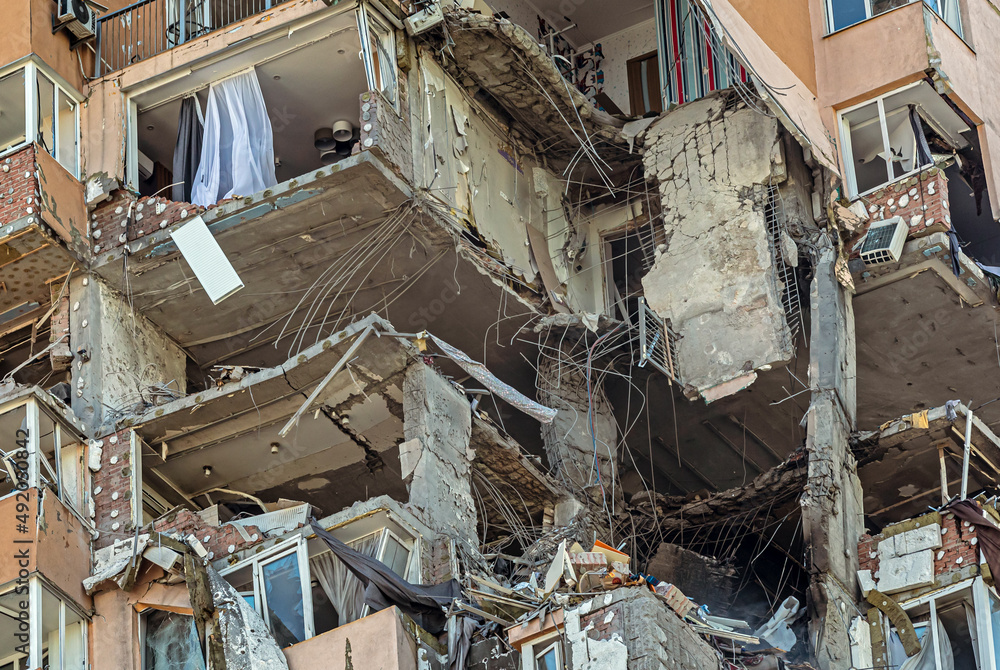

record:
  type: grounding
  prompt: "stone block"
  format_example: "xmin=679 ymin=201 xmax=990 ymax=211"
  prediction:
xmin=876 ymin=551 xmax=934 ymax=593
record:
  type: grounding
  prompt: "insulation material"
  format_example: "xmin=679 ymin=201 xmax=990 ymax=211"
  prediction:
xmin=206 ymin=566 xmax=290 ymax=670
xmin=84 ymin=534 xmax=151 ymax=594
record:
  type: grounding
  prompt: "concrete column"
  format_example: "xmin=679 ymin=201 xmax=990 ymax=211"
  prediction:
xmin=802 ymin=242 xmax=864 ymax=670
xmin=401 ymin=362 xmax=477 ymax=542
xmin=537 ymin=343 xmax=622 ymax=508
xmin=69 ymin=273 xmax=186 ymax=431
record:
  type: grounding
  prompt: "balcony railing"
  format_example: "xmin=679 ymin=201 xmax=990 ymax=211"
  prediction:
xmin=95 ymin=0 xmax=293 ymax=76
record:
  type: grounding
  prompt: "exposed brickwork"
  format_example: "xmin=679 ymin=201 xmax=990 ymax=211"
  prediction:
xmin=0 ymin=145 xmax=40 ymax=226
xmin=849 ymin=168 xmax=950 ymax=259
xmin=360 ymin=85 xmax=413 ymax=184
xmin=49 ymin=280 xmax=73 ymax=371
xmin=150 ymin=508 xmax=264 ymax=561
xmin=91 ymin=429 xmax=137 ymax=549
xmin=89 ymin=191 xmax=205 ymax=255
xmin=857 ymin=513 xmax=980 ymax=582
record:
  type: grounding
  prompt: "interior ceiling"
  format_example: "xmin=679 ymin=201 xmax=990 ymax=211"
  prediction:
xmin=859 ymin=408 xmax=1000 ymax=530
xmin=136 ymin=11 xmax=365 ymax=183
xmin=519 ymin=0 xmax=654 ymax=44
xmin=608 ymin=323 xmax=811 ymax=497
xmin=854 ymin=270 xmax=1000 ymax=433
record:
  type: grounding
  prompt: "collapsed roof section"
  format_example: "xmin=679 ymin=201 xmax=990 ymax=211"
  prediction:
xmin=434 ymin=8 xmax=632 ymax=172
xmin=858 ymin=403 xmax=1000 ymax=529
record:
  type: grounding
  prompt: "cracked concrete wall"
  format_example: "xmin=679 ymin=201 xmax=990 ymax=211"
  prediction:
xmin=402 ymin=362 xmax=477 ymax=542
xmin=537 ymin=343 xmax=620 ymax=505
xmin=641 ymin=95 xmax=793 ymax=400
xmin=70 ymin=274 xmax=186 ymax=429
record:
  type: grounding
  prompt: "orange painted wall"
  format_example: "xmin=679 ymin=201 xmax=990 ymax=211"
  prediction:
xmin=0 ymin=489 xmax=91 ymax=609
xmin=728 ymin=0 xmax=817 ymax=93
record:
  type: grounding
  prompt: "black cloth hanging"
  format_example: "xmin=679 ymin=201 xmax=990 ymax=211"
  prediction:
xmin=908 ymin=104 xmax=934 ymax=169
xmin=943 ymin=500 xmax=1000 ymax=586
xmin=310 ymin=519 xmax=461 ymax=635
xmin=173 ymin=96 xmax=203 ymax=203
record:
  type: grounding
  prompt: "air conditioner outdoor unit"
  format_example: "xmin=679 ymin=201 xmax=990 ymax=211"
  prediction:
xmin=56 ymin=0 xmax=98 ymax=41
xmin=405 ymin=3 xmax=444 ymax=36
xmin=860 ymin=216 xmax=908 ymax=265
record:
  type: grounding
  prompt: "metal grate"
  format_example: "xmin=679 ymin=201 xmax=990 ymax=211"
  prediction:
xmin=764 ymin=182 xmax=802 ymax=348
xmin=95 ymin=0 xmax=293 ymax=76
xmin=638 ymin=297 xmax=681 ymax=384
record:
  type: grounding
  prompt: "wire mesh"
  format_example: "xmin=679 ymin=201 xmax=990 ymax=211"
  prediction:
xmin=765 ymin=182 xmax=802 ymax=348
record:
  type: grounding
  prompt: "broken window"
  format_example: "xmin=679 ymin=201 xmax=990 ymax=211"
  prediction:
xmin=0 ymin=578 xmax=87 ymax=670
xmin=357 ymin=3 xmax=399 ymax=109
xmin=0 ymin=61 xmax=79 ymax=176
xmin=840 ymin=82 xmax=971 ymax=198
xmin=0 ymin=395 xmax=89 ymax=520
xmin=882 ymin=579 xmax=1000 ymax=670
xmin=603 ymin=228 xmax=651 ymax=325
xmin=141 ymin=610 xmax=205 ymax=670
xmin=826 ymin=0 xmax=962 ymax=35
xmin=220 ymin=521 xmax=417 ymax=647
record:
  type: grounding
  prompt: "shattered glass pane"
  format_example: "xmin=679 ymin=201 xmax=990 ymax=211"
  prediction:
xmin=261 ymin=553 xmax=306 ymax=647
xmin=143 ymin=610 xmax=205 ymax=670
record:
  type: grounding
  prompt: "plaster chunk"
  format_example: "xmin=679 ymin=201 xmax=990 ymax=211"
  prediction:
xmin=876 ymin=551 xmax=934 ymax=593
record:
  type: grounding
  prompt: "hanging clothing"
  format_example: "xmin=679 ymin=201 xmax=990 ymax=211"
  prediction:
xmin=309 ymin=532 xmax=383 ymax=625
xmin=191 ymin=70 xmax=276 ymax=207
xmin=173 ymin=96 xmax=203 ymax=203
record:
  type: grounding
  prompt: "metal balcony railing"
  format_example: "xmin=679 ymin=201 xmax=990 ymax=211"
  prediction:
xmin=95 ymin=0 xmax=292 ymax=76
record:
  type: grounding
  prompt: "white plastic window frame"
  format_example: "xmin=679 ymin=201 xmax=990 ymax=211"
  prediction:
xmin=357 ymin=2 xmax=400 ymax=113
xmin=838 ymin=81 xmax=937 ymax=200
xmin=356 ymin=527 xmax=415 ymax=618
xmin=0 ymin=57 xmax=81 ymax=178
xmin=0 ymin=397 xmax=93 ymax=535
xmin=0 ymin=576 xmax=90 ymax=670
xmin=891 ymin=576 xmax=998 ymax=670
xmin=219 ymin=537 xmax=316 ymax=644
xmin=825 ymin=0 xmax=962 ymax=37
xmin=521 ymin=632 xmax=563 ymax=670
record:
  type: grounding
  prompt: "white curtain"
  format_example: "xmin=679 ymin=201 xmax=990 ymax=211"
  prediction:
xmin=309 ymin=532 xmax=382 ymax=625
xmin=191 ymin=70 xmax=276 ymax=207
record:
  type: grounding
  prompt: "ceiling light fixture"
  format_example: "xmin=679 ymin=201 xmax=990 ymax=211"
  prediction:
xmin=203 ymin=465 xmax=213 ymax=477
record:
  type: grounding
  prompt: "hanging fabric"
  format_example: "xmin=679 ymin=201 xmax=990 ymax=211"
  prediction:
xmin=191 ymin=69 xmax=277 ymax=207
xmin=309 ymin=532 xmax=382 ymax=625
xmin=173 ymin=96 xmax=204 ymax=202
xmin=908 ymin=105 xmax=934 ymax=169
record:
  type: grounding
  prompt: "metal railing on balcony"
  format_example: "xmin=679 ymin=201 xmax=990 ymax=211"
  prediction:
xmin=95 ymin=0 xmax=292 ymax=76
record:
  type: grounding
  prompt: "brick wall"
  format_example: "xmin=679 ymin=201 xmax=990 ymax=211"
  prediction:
xmin=0 ymin=145 xmax=40 ymax=226
xmin=150 ymin=508 xmax=264 ymax=561
xmin=360 ymin=85 xmax=413 ymax=184
xmin=850 ymin=167 xmax=950 ymax=259
xmin=90 ymin=191 xmax=205 ymax=255
xmin=857 ymin=512 xmax=979 ymax=581
xmin=91 ymin=429 xmax=137 ymax=549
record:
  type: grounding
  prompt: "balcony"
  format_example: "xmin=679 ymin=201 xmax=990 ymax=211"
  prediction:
xmin=95 ymin=0 xmax=297 ymax=76
xmin=282 ymin=605 xmax=430 ymax=670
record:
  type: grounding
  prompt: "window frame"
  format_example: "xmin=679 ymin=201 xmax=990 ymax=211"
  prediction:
xmin=139 ymin=608 xmax=206 ymax=670
xmin=825 ymin=0 xmax=963 ymax=37
xmin=0 ymin=576 xmax=89 ymax=670
xmin=0 ymin=395 xmax=92 ymax=532
xmin=0 ymin=57 xmax=82 ymax=178
xmin=219 ymin=537 xmax=315 ymax=646
xmin=838 ymin=81 xmax=939 ymax=199
xmin=521 ymin=632 xmax=564 ymax=670
xmin=357 ymin=2 xmax=400 ymax=113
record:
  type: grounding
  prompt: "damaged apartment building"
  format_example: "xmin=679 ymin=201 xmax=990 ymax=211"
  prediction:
xmin=6 ymin=0 xmax=1000 ymax=668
